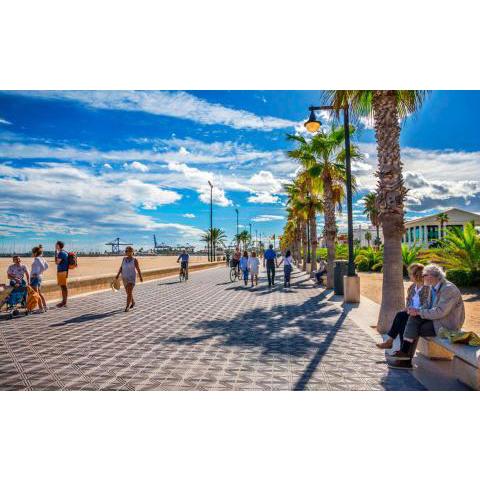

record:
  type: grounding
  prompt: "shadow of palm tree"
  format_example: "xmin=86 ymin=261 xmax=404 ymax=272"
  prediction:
xmin=162 ymin=289 xmax=351 ymax=388
xmin=50 ymin=310 xmax=122 ymax=327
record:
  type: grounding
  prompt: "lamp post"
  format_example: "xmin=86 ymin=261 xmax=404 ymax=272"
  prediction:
xmin=249 ymin=222 xmax=252 ymax=248
xmin=235 ymin=208 xmax=239 ymax=245
xmin=208 ymin=180 xmax=213 ymax=262
xmin=304 ymin=104 xmax=359 ymax=302
xmin=306 ymin=191 xmax=311 ymax=265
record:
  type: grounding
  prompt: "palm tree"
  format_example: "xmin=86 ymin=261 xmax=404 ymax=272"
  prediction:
xmin=323 ymin=90 xmax=428 ymax=332
xmin=431 ymin=222 xmax=480 ymax=273
xmin=364 ymin=231 xmax=372 ymax=247
xmin=235 ymin=230 xmax=251 ymax=251
xmin=363 ymin=192 xmax=381 ymax=248
xmin=287 ymin=127 xmax=359 ymax=287
xmin=201 ymin=228 xmax=227 ymax=261
xmin=436 ymin=212 xmax=449 ymax=240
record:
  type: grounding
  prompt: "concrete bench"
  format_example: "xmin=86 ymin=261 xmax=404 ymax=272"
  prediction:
xmin=417 ymin=337 xmax=480 ymax=390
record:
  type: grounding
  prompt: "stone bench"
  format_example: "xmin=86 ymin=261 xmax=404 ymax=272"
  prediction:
xmin=417 ymin=336 xmax=480 ymax=390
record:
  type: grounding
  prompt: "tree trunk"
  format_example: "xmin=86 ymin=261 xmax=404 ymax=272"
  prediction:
xmin=323 ymin=176 xmax=336 ymax=289
xmin=376 ymin=224 xmax=380 ymax=248
xmin=373 ymin=90 xmax=408 ymax=333
xmin=310 ymin=212 xmax=317 ymax=273
xmin=301 ymin=220 xmax=308 ymax=271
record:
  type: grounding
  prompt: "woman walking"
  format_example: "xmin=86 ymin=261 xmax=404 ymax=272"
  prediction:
xmin=278 ymin=250 xmax=293 ymax=288
xmin=248 ymin=251 xmax=260 ymax=287
xmin=239 ymin=250 xmax=249 ymax=286
xmin=115 ymin=246 xmax=143 ymax=312
xmin=30 ymin=245 xmax=49 ymax=313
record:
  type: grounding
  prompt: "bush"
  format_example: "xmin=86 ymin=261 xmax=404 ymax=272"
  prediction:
xmin=446 ymin=268 xmax=473 ymax=287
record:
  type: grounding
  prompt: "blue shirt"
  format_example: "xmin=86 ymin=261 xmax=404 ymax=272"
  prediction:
xmin=57 ymin=250 xmax=69 ymax=272
xmin=264 ymin=249 xmax=276 ymax=261
xmin=178 ymin=253 xmax=189 ymax=263
xmin=430 ymin=283 xmax=441 ymax=308
xmin=240 ymin=257 xmax=249 ymax=270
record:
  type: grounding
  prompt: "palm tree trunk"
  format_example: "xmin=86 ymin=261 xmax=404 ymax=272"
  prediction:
xmin=376 ymin=224 xmax=380 ymax=249
xmin=301 ymin=220 xmax=307 ymax=271
xmin=323 ymin=177 xmax=336 ymax=289
xmin=310 ymin=212 xmax=317 ymax=273
xmin=373 ymin=90 xmax=408 ymax=333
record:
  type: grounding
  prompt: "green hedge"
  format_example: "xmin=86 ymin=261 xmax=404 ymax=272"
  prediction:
xmin=446 ymin=268 xmax=473 ymax=287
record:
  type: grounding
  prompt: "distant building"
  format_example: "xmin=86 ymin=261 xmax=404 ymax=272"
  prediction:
xmin=352 ymin=225 xmax=384 ymax=247
xmin=403 ymin=208 xmax=480 ymax=247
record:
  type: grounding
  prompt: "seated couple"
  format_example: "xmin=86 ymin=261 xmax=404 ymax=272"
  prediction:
xmin=376 ymin=263 xmax=465 ymax=369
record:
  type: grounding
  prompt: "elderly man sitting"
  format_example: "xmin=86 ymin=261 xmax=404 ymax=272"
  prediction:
xmin=388 ymin=264 xmax=465 ymax=369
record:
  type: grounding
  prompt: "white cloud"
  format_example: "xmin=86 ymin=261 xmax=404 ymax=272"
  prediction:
xmin=103 ymin=163 xmax=112 ymax=169
xmin=251 ymin=214 xmax=284 ymax=222
xmin=0 ymin=163 xmax=182 ymax=237
xmin=183 ymin=213 xmax=195 ymax=218
xmin=124 ymin=161 xmax=149 ymax=172
xmin=0 ymin=118 xmax=12 ymax=125
xmin=247 ymin=192 xmax=280 ymax=204
xmin=13 ymin=91 xmax=298 ymax=131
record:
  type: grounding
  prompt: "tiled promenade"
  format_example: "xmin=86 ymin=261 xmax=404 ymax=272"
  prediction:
xmin=0 ymin=265 xmax=425 ymax=390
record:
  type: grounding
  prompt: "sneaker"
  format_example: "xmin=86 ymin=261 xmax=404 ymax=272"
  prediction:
xmin=387 ymin=350 xmax=411 ymax=361
xmin=387 ymin=358 xmax=413 ymax=370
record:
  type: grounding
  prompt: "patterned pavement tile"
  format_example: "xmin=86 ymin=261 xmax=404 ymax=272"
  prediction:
xmin=0 ymin=265 xmax=426 ymax=391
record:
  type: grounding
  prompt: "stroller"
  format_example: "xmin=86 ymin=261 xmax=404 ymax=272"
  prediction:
xmin=0 ymin=282 xmax=29 ymax=319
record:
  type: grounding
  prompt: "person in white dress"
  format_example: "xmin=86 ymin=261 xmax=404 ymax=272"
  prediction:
xmin=248 ymin=251 xmax=260 ymax=287
xmin=30 ymin=245 xmax=49 ymax=313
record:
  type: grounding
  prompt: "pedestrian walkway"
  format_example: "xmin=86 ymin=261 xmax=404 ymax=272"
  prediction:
xmin=0 ymin=266 xmax=426 ymax=390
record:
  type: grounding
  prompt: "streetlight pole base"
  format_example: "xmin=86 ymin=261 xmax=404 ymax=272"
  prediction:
xmin=343 ymin=275 xmax=360 ymax=303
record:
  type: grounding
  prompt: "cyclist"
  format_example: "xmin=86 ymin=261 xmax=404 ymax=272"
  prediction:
xmin=177 ymin=249 xmax=190 ymax=280
xmin=232 ymin=246 xmax=241 ymax=275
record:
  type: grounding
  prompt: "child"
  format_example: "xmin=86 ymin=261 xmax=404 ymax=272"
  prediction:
xmin=247 ymin=251 xmax=260 ymax=287
xmin=239 ymin=251 xmax=249 ymax=286
xmin=115 ymin=246 xmax=143 ymax=312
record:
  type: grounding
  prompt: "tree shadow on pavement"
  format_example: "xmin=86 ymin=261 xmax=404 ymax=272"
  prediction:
xmin=162 ymin=289 xmax=351 ymax=388
xmin=50 ymin=310 xmax=123 ymax=327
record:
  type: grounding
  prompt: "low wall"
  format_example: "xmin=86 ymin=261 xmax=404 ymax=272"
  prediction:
xmin=40 ymin=261 xmax=224 ymax=302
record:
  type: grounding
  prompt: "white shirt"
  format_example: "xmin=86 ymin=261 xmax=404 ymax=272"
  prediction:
xmin=31 ymin=256 xmax=49 ymax=277
xmin=248 ymin=257 xmax=260 ymax=273
xmin=283 ymin=256 xmax=293 ymax=266
xmin=410 ymin=285 xmax=423 ymax=309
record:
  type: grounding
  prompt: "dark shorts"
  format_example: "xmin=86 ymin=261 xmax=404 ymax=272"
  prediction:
xmin=181 ymin=261 xmax=188 ymax=269
xmin=30 ymin=276 xmax=42 ymax=288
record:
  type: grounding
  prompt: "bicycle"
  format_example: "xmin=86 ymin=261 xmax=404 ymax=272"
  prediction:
xmin=229 ymin=264 xmax=241 ymax=282
xmin=179 ymin=264 xmax=188 ymax=282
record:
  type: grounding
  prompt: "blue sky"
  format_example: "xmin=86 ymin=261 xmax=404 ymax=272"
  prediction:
xmin=1 ymin=90 xmax=480 ymax=253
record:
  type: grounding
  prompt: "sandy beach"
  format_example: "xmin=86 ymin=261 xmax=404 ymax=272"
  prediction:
xmin=0 ymin=255 xmax=210 ymax=284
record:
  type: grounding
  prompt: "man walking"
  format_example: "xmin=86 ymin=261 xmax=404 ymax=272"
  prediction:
xmin=263 ymin=244 xmax=277 ymax=287
xmin=55 ymin=240 xmax=69 ymax=307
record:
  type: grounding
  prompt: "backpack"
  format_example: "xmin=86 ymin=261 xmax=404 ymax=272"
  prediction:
xmin=68 ymin=252 xmax=78 ymax=269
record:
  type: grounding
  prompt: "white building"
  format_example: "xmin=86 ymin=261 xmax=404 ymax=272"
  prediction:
xmin=402 ymin=207 xmax=480 ymax=247
xmin=352 ymin=225 xmax=383 ymax=247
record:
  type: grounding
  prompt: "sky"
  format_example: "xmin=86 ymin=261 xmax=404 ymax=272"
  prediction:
xmin=1 ymin=90 xmax=480 ymax=253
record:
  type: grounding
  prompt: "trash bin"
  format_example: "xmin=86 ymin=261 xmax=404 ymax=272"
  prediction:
xmin=334 ymin=260 xmax=348 ymax=295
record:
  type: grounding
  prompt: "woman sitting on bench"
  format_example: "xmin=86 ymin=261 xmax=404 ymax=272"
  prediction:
xmin=376 ymin=263 xmax=430 ymax=351
xmin=386 ymin=263 xmax=465 ymax=369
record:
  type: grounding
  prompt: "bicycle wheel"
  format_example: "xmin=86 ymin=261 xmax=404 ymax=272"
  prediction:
xmin=229 ymin=268 xmax=236 ymax=282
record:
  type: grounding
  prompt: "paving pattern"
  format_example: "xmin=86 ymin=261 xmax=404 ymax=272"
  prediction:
xmin=0 ymin=265 xmax=425 ymax=390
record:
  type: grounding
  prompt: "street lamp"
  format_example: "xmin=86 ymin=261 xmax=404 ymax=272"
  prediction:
xmin=305 ymin=191 xmax=311 ymax=265
xmin=235 ymin=208 xmax=239 ymax=245
xmin=249 ymin=222 xmax=252 ymax=248
xmin=208 ymin=180 xmax=213 ymax=262
xmin=304 ymin=104 xmax=359 ymax=302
